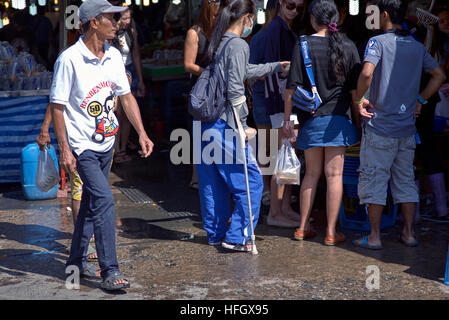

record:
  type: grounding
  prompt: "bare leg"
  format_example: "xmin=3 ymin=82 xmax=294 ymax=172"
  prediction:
xmin=190 ymin=165 xmax=198 ymax=185
xmin=401 ymin=202 xmax=417 ymax=244
xmin=256 ymin=125 xmax=272 ymax=199
xmin=268 ymin=127 xmax=298 ymax=225
xmin=282 ymin=185 xmax=300 ymax=220
xmin=298 ymin=147 xmax=324 ymax=231
xmin=323 ymin=146 xmax=345 ymax=237
xmin=71 ymin=198 xmax=80 ymax=226
xmin=353 ymin=204 xmax=384 ymax=247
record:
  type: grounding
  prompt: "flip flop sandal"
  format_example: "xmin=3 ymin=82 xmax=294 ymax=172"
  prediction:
xmin=80 ymin=262 xmax=101 ymax=280
xmin=101 ymin=271 xmax=130 ymax=291
xmin=352 ymin=236 xmax=383 ymax=250
xmin=189 ymin=181 xmax=199 ymax=189
xmin=399 ymin=235 xmax=419 ymax=247
xmin=86 ymin=244 xmax=98 ymax=262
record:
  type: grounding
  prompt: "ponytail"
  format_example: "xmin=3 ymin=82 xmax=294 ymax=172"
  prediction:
xmin=329 ymin=26 xmax=349 ymax=82
xmin=207 ymin=0 xmax=255 ymax=60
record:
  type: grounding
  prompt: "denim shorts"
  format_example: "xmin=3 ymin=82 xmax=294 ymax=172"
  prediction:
xmin=357 ymin=128 xmax=419 ymax=205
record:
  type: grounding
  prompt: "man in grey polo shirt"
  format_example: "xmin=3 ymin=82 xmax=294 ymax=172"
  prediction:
xmin=352 ymin=0 xmax=446 ymax=250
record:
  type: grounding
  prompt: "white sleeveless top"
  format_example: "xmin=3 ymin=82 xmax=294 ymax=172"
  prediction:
xmin=117 ymin=32 xmax=132 ymax=66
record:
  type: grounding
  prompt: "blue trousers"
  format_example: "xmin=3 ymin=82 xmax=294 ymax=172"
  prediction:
xmin=66 ymin=147 xmax=118 ymax=280
xmin=196 ymin=119 xmax=263 ymax=245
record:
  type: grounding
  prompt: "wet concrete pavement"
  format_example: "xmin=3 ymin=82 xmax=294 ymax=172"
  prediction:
xmin=1 ymin=149 xmax=449 ymax=300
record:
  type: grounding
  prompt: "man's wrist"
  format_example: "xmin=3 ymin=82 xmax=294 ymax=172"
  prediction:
xmin=353 ymin=96 xmax=365 ymax=104
xmin=417 ymin=95 xmax=428 ymax=105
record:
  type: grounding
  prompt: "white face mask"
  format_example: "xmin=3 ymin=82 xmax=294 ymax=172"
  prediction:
xmin=241 ymin=17 xmax=254 ymax=38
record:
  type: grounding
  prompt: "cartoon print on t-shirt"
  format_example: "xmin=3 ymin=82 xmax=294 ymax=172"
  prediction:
xmin=87 ymin=91 xmax=119 ymax=143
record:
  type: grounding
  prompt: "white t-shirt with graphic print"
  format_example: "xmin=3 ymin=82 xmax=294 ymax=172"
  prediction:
xmin=50 ymin=36 xmax=131 ymax=156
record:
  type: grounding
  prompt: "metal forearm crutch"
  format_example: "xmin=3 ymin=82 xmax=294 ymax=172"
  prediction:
xmin=232 ymin=107 xmax=258 ymax=255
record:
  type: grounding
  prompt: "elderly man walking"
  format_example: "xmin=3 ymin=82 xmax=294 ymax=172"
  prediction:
xmin=50 ymin=0 xmax=153 ymax=290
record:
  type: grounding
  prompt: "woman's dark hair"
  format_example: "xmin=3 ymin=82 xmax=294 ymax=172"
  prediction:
xmin=309 ymin=0 xmax=349 ymax=81
xmin=196 ymin=0 xmax=221 ymax=39
xmin=111 ymin=9 xmax=134 ymax=51
xmin=207 ymin=0 xmax=255 ymax=60
xmin=431 ymin=6 xmax=449 ymax=60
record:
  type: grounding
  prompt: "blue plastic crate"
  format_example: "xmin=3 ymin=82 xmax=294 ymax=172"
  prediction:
xmin=339 ymin=179 xmax=398 ymax=232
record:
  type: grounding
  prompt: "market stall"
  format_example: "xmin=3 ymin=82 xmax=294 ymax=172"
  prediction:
xmin=141 ymin=36 xmax=191 ymax=133
xmin=0 ymin=91 xmax=58 ymax=183
xmin=0 ymin=41 xmax=57 ymax=183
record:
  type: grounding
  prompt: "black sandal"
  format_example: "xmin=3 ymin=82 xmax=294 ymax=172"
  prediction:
xmin=101 ymin=271 xmax=130 ymax=291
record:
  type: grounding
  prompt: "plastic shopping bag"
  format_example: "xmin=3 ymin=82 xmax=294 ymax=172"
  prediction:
xmin=35 ymin=148 xmax=59 ymax=192
xmin=274 ymin=139 xmax=301 ymax=185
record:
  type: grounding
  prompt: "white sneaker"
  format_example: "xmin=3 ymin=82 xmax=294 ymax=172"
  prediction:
xmin=221 ymin=242 xmax=252 ymax=252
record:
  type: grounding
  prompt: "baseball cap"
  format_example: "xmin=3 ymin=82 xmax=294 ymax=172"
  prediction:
xmin=79 ymin=0 xmax=127 ymax=24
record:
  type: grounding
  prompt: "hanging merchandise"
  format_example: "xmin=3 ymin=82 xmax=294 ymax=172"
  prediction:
xmin=11 ymin=0 xmax=18 ymax=9
xmin=257 ymin=8 xmax=265 ymax=25
xmin=349 ymin=0 xmax=359 ymax=15
xmin=17 ymin=0 xmax=26 ymax=10
xmin=29 ymin=3 xmax=38 ymax=15
xmin=38 ymin=0 xmax=46 ymax=5
xmin=416 ymin=0 xmax=439 ymax=51
xmin=2 ymin=16 xmax=9 ymax=27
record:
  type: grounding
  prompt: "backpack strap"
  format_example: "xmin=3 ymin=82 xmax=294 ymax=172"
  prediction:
xmin=213 ymin=37 xmax=238 ymax=62
xmin=299 ymin=35 xmax=321 ymax=101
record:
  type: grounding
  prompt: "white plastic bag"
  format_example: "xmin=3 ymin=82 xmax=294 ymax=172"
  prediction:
xmin=35 ymin=148 xmax=59 ymax=192
xmin=274 ymin=139 xmax=301 ymax=185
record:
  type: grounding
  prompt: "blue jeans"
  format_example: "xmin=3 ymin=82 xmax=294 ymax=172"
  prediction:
xmin=66 ymin=147 xmax=118 ymax=280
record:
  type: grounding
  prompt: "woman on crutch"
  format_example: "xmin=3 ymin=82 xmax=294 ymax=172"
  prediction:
xmin=195 ymin=0 xmax=290 ymax=252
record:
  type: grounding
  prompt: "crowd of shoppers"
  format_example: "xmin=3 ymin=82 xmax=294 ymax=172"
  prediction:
xmin=189 ymin=0 xmax=447 ymax=251
xmin=25 ymin=0 xmax=449 ymax=292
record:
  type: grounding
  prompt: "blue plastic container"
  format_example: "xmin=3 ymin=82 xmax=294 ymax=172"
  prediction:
xmin=434 ymin=116 xmax=449 ymax=133
xmin=20 ymin=143 xmax=59 ymax=200
xmin=339 ymin=174 xmax=398 ymax=231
